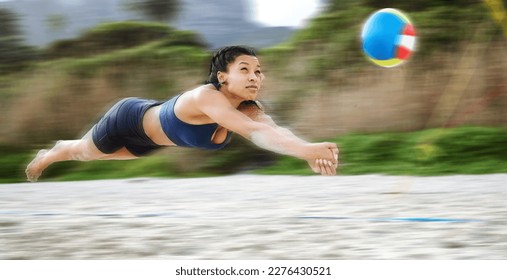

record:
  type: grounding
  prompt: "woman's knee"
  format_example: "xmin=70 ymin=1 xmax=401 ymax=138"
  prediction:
xmin=78 ymin=139 xmax=109 ymax=161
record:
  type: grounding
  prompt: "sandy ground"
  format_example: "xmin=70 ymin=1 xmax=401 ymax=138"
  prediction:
xmin=1 ymin=174 xmax=507 ymax=260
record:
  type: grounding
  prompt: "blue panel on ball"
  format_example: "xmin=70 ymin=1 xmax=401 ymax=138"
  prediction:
xmin=362 ymin=12 xmax=405 ymax=60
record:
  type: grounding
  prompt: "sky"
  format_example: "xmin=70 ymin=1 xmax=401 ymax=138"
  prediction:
xmin=0 ymin=0 xmax=325 ymax=28
xmin=251 ymin=0 xmax=324 ymax=27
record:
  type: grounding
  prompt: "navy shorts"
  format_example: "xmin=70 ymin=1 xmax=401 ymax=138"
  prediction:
xmin=92 ymin=98 xmax=163 ymax=157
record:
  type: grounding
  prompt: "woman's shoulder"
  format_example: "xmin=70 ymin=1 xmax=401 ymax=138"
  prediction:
xmin=186 ymin=84 xmax=229 ymax=106
xmin=186 ymin=84 xmax=219 ymax=96
xmin=177 ymin=84 xmax=212 ymax=99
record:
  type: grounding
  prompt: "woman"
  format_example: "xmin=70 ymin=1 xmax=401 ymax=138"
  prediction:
xmin=26 ymin=46 xmax=338 ymax=182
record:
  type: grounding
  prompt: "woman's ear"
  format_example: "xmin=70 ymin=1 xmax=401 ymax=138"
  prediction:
xmin=217 ymin=71 xmax=228 ymax=84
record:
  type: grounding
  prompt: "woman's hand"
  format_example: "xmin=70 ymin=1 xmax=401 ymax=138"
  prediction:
xmin=306 ymin=143 xmax=339 ymax=176
xmin=310 ymin=158 xmax=339 ymax=176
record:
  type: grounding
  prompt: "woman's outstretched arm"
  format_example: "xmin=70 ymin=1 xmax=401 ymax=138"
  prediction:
xmin=198 ymin=92 xmax=339 ymax=175
xmin=238 ymin=102 xmax=339 ymax=175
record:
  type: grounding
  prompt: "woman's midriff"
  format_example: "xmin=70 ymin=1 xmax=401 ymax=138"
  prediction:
xmin=142 ymin=105 xmax=229 ymax=146
xmin=142 ymin=105 xmax=176 ymax=146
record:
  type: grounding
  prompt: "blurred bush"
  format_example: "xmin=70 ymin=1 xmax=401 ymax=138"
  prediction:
xmin=258 ymin=126 xmax=507 ymax=176
xmin=0 ymin=8 xmax=39 ymax=74
xmin=45 ymin=21 xmax=207 ymax=59
xmin=0 ymin=146 xmax=32 ymax=183
xmin=123 ymin=0 xmax=180 ymax=22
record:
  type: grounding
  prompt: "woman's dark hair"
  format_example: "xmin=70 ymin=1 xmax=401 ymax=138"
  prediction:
xmin=206 ymin=46 xmax=257 ymax=87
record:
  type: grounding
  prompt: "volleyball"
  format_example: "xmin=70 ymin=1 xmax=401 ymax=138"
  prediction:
xmin=361 ymin=8 xmax=416 ymax=67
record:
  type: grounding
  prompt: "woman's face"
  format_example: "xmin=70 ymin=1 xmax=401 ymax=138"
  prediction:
xmin=219 ymin=55 xmax=264 ymax=101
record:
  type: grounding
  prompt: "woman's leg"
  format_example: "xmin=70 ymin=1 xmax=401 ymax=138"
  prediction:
xmin=25 ymin=131 xmax=137 ymax=182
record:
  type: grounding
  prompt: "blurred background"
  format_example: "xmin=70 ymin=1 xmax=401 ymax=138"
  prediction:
xmin=1 ymin=0 xmax=506 ymax=182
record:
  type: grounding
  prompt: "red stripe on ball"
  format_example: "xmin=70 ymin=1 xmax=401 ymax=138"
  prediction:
xmin=397 ymin=46 xmax=411 ymax=59
xmin=403 ymin=24 xmax=415 ymax=36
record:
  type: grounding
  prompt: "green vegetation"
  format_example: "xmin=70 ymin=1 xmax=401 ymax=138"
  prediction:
xmin=51 ymin=43 xmax=208 ymax=79
xmin=3 ymin=127 xmax=506 ymax=183
xmin=257 ymin=126 xmax=507 ymax=176
xmin=0 ymin=8 xmax=39 ymax=74
xmin=0 ymin=146 xmax=33 ymax=183
xmin=45 ymin=21 xmax=207 ymax=59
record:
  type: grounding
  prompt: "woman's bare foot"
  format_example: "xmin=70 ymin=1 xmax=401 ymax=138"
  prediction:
xmin=25 ymin=149 xmax=48 ymax=182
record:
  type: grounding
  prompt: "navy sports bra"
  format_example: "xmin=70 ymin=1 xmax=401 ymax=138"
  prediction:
xmin=159 ymin=94 xmax=232 ymax=150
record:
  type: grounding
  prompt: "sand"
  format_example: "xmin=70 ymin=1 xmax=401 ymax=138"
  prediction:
xmin=1 ymin=174 xmax=506 ymax=259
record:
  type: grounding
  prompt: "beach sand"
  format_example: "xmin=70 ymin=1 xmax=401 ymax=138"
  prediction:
xmin=1 ymin=174 xmax=506 ymax=259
